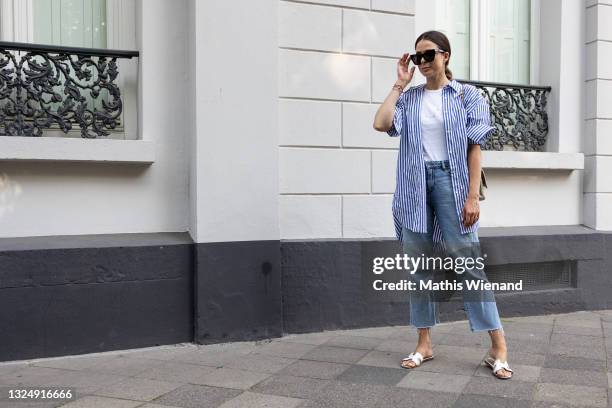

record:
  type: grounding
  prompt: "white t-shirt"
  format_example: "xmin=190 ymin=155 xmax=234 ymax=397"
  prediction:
xmin=420 ymin=88 xmax=449 ymax=161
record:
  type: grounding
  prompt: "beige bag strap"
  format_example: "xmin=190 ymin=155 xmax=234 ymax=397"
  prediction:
xmin=458 ymin=82 xmax=487 ymax=201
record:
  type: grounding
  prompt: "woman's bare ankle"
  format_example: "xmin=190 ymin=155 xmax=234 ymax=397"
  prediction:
xmin=416 ymin=327 xmax=433 ymax=355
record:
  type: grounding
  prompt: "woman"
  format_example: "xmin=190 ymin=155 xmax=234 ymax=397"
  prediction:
xmin=373 ymin=30 xmax=513 ymax=379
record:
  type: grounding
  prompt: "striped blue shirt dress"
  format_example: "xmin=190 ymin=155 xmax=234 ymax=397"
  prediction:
xmin=387 ymin=79 xmax=496 ymax=249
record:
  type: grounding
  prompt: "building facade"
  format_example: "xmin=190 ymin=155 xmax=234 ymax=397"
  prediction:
xmin=0 ymin=0 xmax=611 ymax=362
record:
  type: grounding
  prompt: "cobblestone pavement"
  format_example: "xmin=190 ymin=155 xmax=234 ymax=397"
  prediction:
xmin=2 ymin=310 xmax=612 ymax=407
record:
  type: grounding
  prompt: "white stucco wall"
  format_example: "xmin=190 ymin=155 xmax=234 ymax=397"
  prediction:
xmin=0 ymin=0 xmax=599 ymax=241
xmin=584 ymin=0 xmax=612 ymax=231
xmin=190 ymin=0 xmax=280 ymax=243
xmin=0 ymin=0 xmax=191 ymax=238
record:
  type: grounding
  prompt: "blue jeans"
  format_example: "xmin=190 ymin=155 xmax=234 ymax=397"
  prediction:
xmin=401 ymin=160 xmax=504 ymax=333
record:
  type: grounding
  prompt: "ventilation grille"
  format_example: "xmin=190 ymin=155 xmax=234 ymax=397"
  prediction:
xmin=486 ymin=260 xmax=575 ymax=292
xmin=447 ymin=260 xmax=575 ymax=301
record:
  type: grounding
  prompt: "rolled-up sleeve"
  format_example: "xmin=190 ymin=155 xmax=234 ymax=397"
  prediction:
xmin=465 ymin=86 xmax=495 ymax=146
xmin=387 ymin=92 xmax=407 ymax=137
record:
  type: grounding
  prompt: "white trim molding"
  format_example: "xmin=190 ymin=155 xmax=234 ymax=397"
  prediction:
xmin=482 ymin=151 xmax=584 ymax=170
xmin=0 ymin=137 xmax=154 ymax=163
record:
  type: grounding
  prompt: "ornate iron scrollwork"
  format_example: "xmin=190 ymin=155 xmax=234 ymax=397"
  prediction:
xmin=0 ymin=42 xmax=138 ymax=138
xmin=459 ymin=80 xmax=551 ymax=152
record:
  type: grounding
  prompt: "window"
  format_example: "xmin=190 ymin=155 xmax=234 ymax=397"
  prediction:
xmin=0 ymin=0 xmax=137 ymax=139
xmin=435 ymin=0 xmax=537 ymax=84
xmin=32 ymin=0 xmax=108 ymax=48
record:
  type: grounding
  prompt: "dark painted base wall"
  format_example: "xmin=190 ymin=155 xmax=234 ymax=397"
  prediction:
xmin=280 ymin=226 xmax=612 ymax=334
xmin=2 ymin=226 xmax=611 ymax=362
xmin=194 ymin=240 xmax=282 ymax=344
xmin=0 ymin=233 xmax=194 ymax=362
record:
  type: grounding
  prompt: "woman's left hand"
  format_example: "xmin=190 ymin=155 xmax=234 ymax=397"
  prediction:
xmin=462 ymin=196 xmax=480 ymax=227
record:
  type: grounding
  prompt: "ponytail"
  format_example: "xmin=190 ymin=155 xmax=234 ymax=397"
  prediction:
xmin=445 ymin=65 xmax=453 ymax=80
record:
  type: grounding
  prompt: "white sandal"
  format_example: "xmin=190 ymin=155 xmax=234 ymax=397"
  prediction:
xmin=400 ymin=351 xmax=434 ymax=369
xmin=484 ymin=356 xmax=513 ymax=379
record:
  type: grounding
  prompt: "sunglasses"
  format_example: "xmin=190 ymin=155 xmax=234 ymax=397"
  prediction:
xmin=410 ymin=48 xmax=447 ymax=65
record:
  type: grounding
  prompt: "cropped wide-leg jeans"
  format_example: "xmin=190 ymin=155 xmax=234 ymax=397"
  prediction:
xmin=401 ymin=159 xmax=504 ymax=333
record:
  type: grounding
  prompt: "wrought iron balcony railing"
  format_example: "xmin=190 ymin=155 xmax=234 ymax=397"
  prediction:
xmin=457 ymin=79 xmax=551 ymax=152
xmin=0 ymin=41 xmax=138 ymax=138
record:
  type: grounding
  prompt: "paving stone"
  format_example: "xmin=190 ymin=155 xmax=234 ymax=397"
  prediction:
xmin=443 ymin=321 xmax=473 ymax=331
xmin=503 ymin=330 xmax=551 ymax=343
xmin=0 ymin=366 xmax=125 ymax=395
xmin=279 ymin=332 xmax=339 ymax=346
xmin=386 ymin=327 xmax=421 ymax=341
xmin=548 ymin=342 xmax=607 ymax=361
xmin=250 ymin=374 xmax=331 ymax=400
xmin=499 ymin=322 xmax=554 ymax=334
xmin=410 ymin=356 xmax=481 ymax=376
xmin=555 ymin=315 xmax=602 ymax=329
xmin=563 ymin=311 xmax=602 ymax=319
xmin=505 ymin=339 xmax=550 ymax=354
xmin=217 ymin=391 xmax=304 ymax=408
xmin=117 ymin=344 xmax=197 ymax=361
xmin=45 ymin=369 xmax=127 ymax=395
xmin=474 ymin=363 xmax=540 ymax=382
xmin=543 ymin=354 xmax=607 ymax=372
xmin=222 ymin=354 xmax=296 ymax=374
xmin=431 ymin=323 xmax=458 ymax=334
xmin=437 ymin=333 xmax=491 ymax=349
xmin=550 ymin=333 xmax=605 ymax=348
xmin=355 ymin=350 xmax=407 ymax=369
xmin=375 ymin=339 xmax=419 ymax=353
xmin=0 ymin=366 xmax=79 ymax=387
xmin=505 ymin=351 xmax=546 ymax=366
xmin=529 ymin=401 xmax=580 ymax=408
xmin=58 ymin=396 xmax=143 ymax=407
xmin=134 ymin=361 xmax=216 ymax=383
xmin=509 ymin=315 xmax=556 ymax=324
xmin=84 ymin=356 xmax=166 ymax=377
xmin=194 ymin=367 xmax=270 ymax=390
xmin=172 ymin=349 xmax=246 ymax=368
xmin=138 ymin=404 xmax=184 ymax=408
xmin=397 ymin=370 xmax=471 ymax=393
xmin=301 ymin=346 xmax=369 ymax=364
xmin=552 ymin=324 xmax=603 ymax=337
xmin=555 ymin=319 xmax=602 ymax=329
xmin=0 ymin=362 xmax=28 ymax=376
xmin=336 ymin=326 xmax=401 ymax=339
xmin=0 ymin=401 xmax=64 ymax=408
xmin=93 ymin=377 xmax=182 ymax=401
xmin=452 ymin=393 xmax=531 ymax=408
xmin=277 ymin=360 xmax=350 ymax=380
xmin=152 ymin=384 xmax=241 ymax=408
xmin=462 ymin=376 xmax=536 ymax=399
xmin=31 ymin=355 xmax=116 ymax=371
xmin=533 ymin=382 xmax=607 ymax=408
xmin=6 ymin=310 xmax=612 ymax=407
xmin=251 ymin=341 xmax=318 ymax=359
xmin=431 ymin=344 xmax=488 ymax=361
xmin=595 ymin=310 xmax=612 ymax=320
xmin=335 ymin=364 xmax=406 ymax=386
xmin=310 ymin=381 xmax=458 ymax=408
xmin=199 ymin=341 xmax=260 ymax=355
xmin=537 ymin=367 xmax=608 ymax=387
xmin=323 ymin=335 xmax=383 ymax=350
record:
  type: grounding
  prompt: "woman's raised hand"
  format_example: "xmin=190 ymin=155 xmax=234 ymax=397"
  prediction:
xmin=397 ymin=53 xmax=416 ymax=86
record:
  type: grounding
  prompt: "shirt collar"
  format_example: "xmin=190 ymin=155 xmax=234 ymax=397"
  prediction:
xmin=445 ymin=79 xmax=462 ymax=93
xmin=418 ymin=79 xmax=461 ymax=93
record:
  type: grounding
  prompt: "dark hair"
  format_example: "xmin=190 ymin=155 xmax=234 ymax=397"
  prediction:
xmin=414 ymin=30 xmax=452 ymax=80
